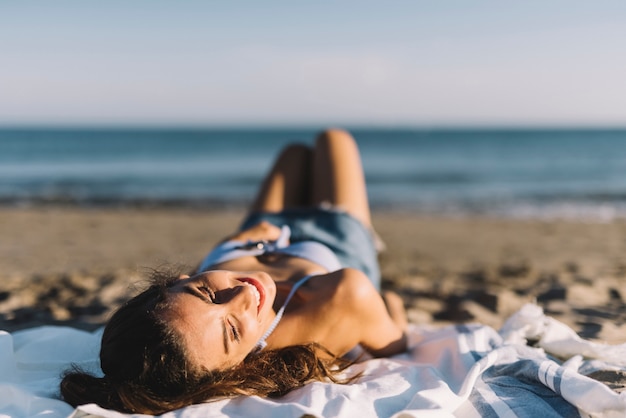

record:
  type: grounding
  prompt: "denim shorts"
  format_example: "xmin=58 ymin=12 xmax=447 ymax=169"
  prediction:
xmin=240 ymin=207 xmax=381 ymax=290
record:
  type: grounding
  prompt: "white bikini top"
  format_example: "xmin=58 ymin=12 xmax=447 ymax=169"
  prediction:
xmin=253 ymin=273 xmax=319 ymax=352
xmin=197 ymin=225 xmax=342 ymax=274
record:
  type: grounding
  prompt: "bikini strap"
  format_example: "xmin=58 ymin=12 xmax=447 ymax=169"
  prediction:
xmin=252 ymin=273 xmax=321 ymax=352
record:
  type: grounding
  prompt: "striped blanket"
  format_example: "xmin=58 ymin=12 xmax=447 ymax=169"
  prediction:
xmin=1 ymin=304 xmax=624 ymax=417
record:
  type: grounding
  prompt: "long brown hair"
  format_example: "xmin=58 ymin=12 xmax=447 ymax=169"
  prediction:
xmin=60 ymin=270 xmax=357 ymax=415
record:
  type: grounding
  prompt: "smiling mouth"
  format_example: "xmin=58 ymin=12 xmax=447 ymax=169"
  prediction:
xmin=238 ymin=277 xmax=265 ymax=314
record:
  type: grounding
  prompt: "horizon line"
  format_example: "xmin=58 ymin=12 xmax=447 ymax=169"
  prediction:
xmin=2 ymin=123 xmax=626 ymax=132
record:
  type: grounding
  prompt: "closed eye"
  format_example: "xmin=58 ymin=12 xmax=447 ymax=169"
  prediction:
xmin=228 ymin=319 xmax=240 ymax=342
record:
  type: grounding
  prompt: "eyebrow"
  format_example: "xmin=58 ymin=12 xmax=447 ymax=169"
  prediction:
xmin=182 ymin=286 xmax=212 ymax=303
xmin=181 ymin=286 xmax=229 ymax=354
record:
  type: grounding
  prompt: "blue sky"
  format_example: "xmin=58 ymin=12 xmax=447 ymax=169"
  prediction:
xmin=1 ymin=1 xmax=625 ymax=127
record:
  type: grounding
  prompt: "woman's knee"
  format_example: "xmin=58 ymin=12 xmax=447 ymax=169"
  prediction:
xmin=276 ymin=143 xmax=312 ymax=165
xmin=315 ymin=129 xmax=356 ymax=150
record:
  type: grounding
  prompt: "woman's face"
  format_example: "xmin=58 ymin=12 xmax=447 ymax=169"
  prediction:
xmin=163 ymin=270 xmax=277 ymax=370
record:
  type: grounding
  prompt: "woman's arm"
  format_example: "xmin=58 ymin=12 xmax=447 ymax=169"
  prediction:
xmin=191 ymin=222 xmax=284 ymax=274
xmin=221 ymin=221 xmax=283 ymax=243
xmin=331 ymin=269 xmax=408 ymax=357
xmin=355 ymin=286 xmax=408 ymax=357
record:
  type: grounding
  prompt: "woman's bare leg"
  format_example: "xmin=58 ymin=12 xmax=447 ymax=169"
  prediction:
xmin=312 ymin=129 xmax=372 ymax=228
xmin=249 ymin=143 xmax=312 ymax=213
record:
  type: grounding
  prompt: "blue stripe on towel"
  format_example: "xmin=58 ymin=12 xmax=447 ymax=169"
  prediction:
xmin=479 ymin=360 xmax=581 ymax=418
xmin=552 ymin=365 xmax=565 ymax=397
xmin=466 ymin=384 xmax=501 ymax=418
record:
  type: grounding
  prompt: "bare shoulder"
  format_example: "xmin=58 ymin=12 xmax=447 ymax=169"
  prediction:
xmin=302 ymin=268 xmax=383 ymax=325
xmin=275 ymin=268 xmax=406 ymax=357
xmin=331 ymin=268 xmax=380 ymax=306
xmin=306 ymin=268 xmax=378 ymax=306
xmin=315 ymin=268 xmax=407 ymax=357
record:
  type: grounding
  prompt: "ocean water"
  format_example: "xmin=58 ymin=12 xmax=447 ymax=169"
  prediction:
xmin=2 ymin=128 xmax=626 ymax=220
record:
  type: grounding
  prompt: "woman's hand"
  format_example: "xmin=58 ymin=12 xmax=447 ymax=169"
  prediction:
xmin=224 ymin=221 xmax=283 ymax=243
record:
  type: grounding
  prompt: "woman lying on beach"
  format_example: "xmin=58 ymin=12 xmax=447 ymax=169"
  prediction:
xmin=60 ymin=129 xmax=408 ymax=414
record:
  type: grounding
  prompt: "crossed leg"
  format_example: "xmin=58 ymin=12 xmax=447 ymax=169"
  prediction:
xmin=312 ymin=129 xmax=372 ymax=228
xmin=249 ymin=129 xmax=372 ymax=229
xmin=249 ymin=143 xmax=312 ymax=213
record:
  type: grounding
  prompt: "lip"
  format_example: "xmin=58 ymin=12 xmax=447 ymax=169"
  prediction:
xmin=238 ymin=277 xmax=265 ymax=315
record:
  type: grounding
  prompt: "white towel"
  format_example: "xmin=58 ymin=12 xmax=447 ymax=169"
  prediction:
xmin=1 ymin=304 xmax=625 ymax=418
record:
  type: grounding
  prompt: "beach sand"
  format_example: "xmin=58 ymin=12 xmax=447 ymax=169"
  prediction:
xmin=1 ymin=207 xmax=626 ymax=346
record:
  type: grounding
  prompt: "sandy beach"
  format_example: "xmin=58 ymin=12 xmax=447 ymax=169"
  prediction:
xmin=1 ymin=206 xmax=626 ymax=346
